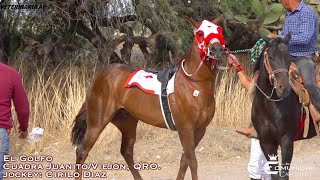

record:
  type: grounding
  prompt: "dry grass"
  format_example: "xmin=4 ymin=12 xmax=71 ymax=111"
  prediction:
xmin=212 ymin=71 xmax=251 ymax=128
xmin=8 ymin=56 xmax=253 ymax=157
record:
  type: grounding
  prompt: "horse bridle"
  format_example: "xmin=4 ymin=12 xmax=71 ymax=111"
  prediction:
xmin=255 ymin=48 xmax=289 ymax=101
xmin=180 ymin=43 xmax=226 ymax=96
xmin=263 ymin=48 xmax=289 ymax=87
xmin=181 ymin=45 xmax=228 ymax=77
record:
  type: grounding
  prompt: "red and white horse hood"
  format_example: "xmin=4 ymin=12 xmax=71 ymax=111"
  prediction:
xmin=195 ymin=20 xmax=225 ymax=46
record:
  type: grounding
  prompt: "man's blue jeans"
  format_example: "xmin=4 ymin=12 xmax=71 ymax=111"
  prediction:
xmin=0 ymin=128 xmax=9 ymax=180
xmin=292 ymin=55 xmax=320 ymax=111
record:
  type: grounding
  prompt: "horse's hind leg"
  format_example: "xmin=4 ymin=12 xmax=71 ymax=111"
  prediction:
xmin=176 ymin=127 xmax=206 ymax=180
xmin=112 ymin=110 xmax=142 ymax=180
xmin=75 ymin=96 xmax=117 ymax=180
xmin=76 ymin=127 xmax=102 ymax=180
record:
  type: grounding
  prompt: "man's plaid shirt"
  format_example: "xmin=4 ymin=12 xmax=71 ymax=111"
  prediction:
xmin=279 ymin=1 xmax=318 ymax=57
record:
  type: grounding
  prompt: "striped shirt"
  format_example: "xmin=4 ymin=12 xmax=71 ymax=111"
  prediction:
xmin=279 ymin=1 xmax=318 ymax=57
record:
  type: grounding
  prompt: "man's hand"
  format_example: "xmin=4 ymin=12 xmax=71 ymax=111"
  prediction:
xmin=268 ymin=33 xmax=278 ymax=39
xmin=18 ymin=130 xmax=28 ymax=139
xmin=228 ymin=54 xmax=240 ymax=67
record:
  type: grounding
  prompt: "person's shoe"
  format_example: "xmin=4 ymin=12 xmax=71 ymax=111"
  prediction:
xmin=236 ymin=128 xmax=253 ymax=137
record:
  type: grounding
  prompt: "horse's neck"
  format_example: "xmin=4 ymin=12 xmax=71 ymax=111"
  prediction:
xmin=183 ymin=41 xmax=215 ymax=81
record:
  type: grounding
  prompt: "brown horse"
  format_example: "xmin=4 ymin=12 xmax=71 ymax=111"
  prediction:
xmin=71 ymin=17 xmax=225 ymax=180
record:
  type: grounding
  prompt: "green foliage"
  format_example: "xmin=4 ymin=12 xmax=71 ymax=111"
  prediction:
xmin=258 ymin=28 xmax=271 ymax=37
xmin=263 ymin=3 xmax=285 ymax=25
xmin=252 ymin=0 xmax=266 ymax=16
xmin=135 ymin=0 xmax=243 ymax=55
xmin=269 ymin=3 xmax=285 ymax=14
xmin=232 ymin=0 xmax=319 ymax=40
xmin=234 ymin=15 xmax=250 ymax=23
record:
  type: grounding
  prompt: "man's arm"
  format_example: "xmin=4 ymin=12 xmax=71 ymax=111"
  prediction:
xmin=228 ymin=54 xmax=253 ymax=91
xmin=12 ymin=71 xmax=30 ymax=134
xmin=237 ymin=70 xmax=253 ymax=91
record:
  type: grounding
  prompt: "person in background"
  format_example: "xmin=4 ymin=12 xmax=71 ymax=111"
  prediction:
xmin=0 ymin=61 xmax=30 ymax=179
xmin=228 ymin=53 xmax=270 ymax=180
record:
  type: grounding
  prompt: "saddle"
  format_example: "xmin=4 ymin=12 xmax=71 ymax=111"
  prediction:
xmin=289 ymin=54 xmax=320 ymax=137
xmin=145 ymin=64 xmax=180 ymax=131
xmin=146 ymin=64 xmax=180 ymax=88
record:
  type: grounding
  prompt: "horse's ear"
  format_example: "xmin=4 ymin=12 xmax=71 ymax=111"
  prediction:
xmin=212 ymin=16 xmax=222 ymax=25
xmin=283 ymin=32 xmax=291 ymax=44
xmin=188 ymin=18 xmax=200 ymax=28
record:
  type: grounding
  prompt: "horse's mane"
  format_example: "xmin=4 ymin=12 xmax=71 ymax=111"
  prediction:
xmin=172 ymin=55 xmax=186 ymax=65
xmin=173 ymin=43 xmax=194 ymax=65
xmin=253 ymin=45 xmax=267 ymax=73
xmin=253 ymin=37 xmax=282 ymax=73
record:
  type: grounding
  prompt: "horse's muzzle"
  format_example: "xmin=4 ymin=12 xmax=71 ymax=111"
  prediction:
xmin=208 ymin=43 xmax=223 ymax=60
xmin=275 ymin=82 xmax=291 ymax=98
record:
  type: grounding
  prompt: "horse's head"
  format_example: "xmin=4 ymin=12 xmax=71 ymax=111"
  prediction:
xmin=261 ymin=33 xmax=292 ymax=98
xmin=189 ymin=17 xmax=225 ymax=64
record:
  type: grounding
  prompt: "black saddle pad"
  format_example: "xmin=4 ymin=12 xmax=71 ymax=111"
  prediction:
xmin=145 ymin=64 xmax=180 ymax=86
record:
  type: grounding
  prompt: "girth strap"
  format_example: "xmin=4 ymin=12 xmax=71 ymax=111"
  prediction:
xmin=159 ymin=87 xmax=176 ymax=131
xmin=158 ymin=64 xmax=179 ymax=131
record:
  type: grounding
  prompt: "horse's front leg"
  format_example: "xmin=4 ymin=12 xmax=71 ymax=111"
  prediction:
xmin=176 ymin=126 xmax=198 ymax=180
xmin=259 ymin=137 xmax=279 ymax=180
xmin=279 ymin=135 xmax=294 ymax=180
xmin=176 ymin=127 xmax=206 ymax=180
xmin=176 ymin=151 xmax=188 ymax=180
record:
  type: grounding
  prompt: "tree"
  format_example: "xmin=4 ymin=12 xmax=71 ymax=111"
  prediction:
xmin=231 ymin=0 xmax=320 ymax=45
xmin=5 ymin=0 xmax=317 ymax=68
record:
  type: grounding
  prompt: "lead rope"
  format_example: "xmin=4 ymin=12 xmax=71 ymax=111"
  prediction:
xmin=227 ymin=38 xmax=266 ymax=65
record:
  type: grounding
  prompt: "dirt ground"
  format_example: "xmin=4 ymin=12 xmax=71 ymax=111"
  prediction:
xmin=4 ymin=128 xmax=320 ymax=180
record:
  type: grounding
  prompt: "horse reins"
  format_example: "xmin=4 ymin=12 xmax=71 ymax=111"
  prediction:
xmin=255 ymin=48 xmax=288 ymax=101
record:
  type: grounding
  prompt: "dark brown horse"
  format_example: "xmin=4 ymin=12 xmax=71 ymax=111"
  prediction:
xmin=71 ymin=17 xmax=225 ymax=180
xmin=252 ymin=34 xmax=318 ymax=180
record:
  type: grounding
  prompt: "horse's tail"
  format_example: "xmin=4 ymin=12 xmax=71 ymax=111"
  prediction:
xmin=71 ymin=103 xmax=87 ymax=146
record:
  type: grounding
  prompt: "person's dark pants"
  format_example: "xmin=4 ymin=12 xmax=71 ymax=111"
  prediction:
xmin=292 ymin=55 xmax=320 ymax=111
